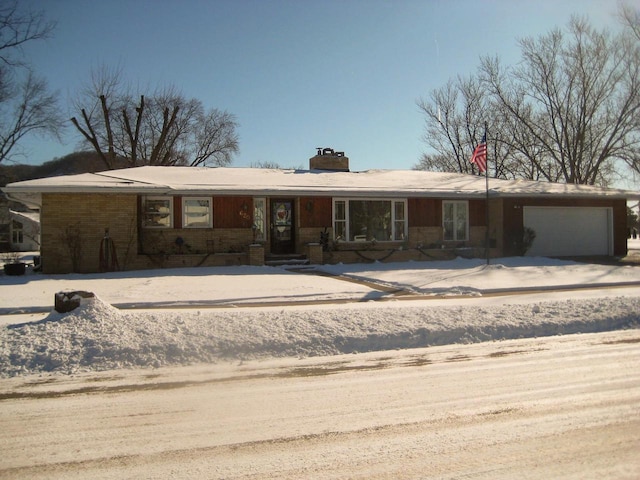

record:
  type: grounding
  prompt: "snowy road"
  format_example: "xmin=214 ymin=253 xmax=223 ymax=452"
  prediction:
xmin=1 ymin=329 xmax=639 ymax=479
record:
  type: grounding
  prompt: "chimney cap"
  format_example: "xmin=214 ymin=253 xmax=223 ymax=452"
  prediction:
xmin=315 ymin=147 xmax=344 ymax=157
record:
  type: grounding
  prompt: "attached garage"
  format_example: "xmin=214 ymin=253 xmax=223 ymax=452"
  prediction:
xmin=523 ymin=206 xmax=613 ymax=257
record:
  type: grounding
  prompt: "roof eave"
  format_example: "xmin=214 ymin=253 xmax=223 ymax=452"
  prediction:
xmin=4 ymin=186 xmax=638 ymax=200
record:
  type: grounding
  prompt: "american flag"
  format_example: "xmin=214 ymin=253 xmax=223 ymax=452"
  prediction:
xmin=470 ymin=133 xmax=487 ymax=173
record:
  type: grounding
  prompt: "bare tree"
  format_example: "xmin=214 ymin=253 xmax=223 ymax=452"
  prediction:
xmin=419 ymin=16 xmax=640 ymax=186
xmin=416 ymin=75 xmax=522 ymax=179
xmin=191 ymin=109 xmax=239 ymax=167
xmin=0 ymin=1 xmax=55 ymax=67
xmin=417 ymin=78 xmax=483 ymax=174
xmin=481 ymin=17 xmax=640 ymax=185
xmin=0 ymin=1 xmax=63 ymax=164
xmin=69 ymin=65 xmax=132 ymax=169
xmin=71 ymin=67 xmax=239 ymax=169
xmin=0 ymin=69 xmax=62 ymax=163
xmin=618 ymin=1 xmax=640 ymax=42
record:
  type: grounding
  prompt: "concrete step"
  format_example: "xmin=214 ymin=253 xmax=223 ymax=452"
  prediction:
xmin=265 ymin=254 xmax=309 ymax=267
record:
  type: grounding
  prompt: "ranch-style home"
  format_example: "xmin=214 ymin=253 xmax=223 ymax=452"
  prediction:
xmin=3 ymin=149 xmax=639 ymax=274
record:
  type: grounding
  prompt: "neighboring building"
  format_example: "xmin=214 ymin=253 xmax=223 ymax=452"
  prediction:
xmin=3 ymin=149 xmax=639 ymax=274
xmin=0 ymin=195 xmax=40 ymax=252
xmin=8 ymin=210 xmax=40 ymax=251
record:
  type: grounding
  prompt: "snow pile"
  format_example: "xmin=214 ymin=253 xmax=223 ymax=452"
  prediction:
xmin=1 ymin=294 xmax=638 ymax=377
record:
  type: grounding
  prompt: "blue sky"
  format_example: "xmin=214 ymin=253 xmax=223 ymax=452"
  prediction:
xmin=18 ymin=0 xmax=622 ymax=171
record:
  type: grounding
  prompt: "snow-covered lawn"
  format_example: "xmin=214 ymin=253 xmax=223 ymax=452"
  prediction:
xmin=2 ymin=249 xmax=640 ymax=312
xmin=1 ymin=244 xmax=639 ymax=377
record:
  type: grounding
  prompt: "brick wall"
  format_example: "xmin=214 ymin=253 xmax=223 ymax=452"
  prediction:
xmin=41 ymin=193 xmax=138 ymax=273
xmin=297 ymin=227 xmax=326 ymax=252
xmin=139 ymin=228 xmax=253 ymax=256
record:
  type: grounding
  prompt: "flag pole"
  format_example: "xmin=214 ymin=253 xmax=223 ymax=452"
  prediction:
xmin=484 ymin=122 xmax=490 ymax=265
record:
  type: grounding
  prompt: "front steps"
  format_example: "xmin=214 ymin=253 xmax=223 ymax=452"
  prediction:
xmin=265 ymin=254 xmax=309 ymax=267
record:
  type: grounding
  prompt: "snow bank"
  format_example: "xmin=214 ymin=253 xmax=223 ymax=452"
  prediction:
xmin=1 ymin=294 xmax=638 ymax=377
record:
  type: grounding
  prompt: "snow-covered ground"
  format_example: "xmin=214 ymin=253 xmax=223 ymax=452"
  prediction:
xmin=2 ymin=247 xmax=640 ymax=313
xmin=1 ymin=329 xmax=639 ymax=479
xmin=1 ymin=244 xmax=640 ymax=479
xmin=1 ymin=241 xmax=639 ymax=377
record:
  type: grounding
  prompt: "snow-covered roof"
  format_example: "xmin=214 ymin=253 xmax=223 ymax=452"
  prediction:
xmin=9 ymin=209 xmax=40 ymax=224
xmin=3 ymin=166 xmax=639 ymax=206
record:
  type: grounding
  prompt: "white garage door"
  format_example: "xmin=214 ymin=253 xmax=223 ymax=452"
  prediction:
xmin=523 ymin=207 xmax=613 ymax=257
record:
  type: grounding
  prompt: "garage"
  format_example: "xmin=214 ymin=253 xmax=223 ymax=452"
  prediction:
xmin=523 ymin=206 xmax=613 ymax=257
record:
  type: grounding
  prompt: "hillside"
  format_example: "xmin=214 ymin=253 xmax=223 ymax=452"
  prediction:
xmin=0 ymin=151 xmax=130 ymax=187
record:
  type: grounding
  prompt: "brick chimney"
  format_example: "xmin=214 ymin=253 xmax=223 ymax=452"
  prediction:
xmin=309 ymin=147 xmax=349 ymax=172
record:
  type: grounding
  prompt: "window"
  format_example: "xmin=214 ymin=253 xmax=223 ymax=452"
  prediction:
xmin=11 ymin=220 xmax=23 ymax=244
xmin=253 ymin=198 xmax=266 ymax=241
xmin=443 ymin=201 xmax=468 ymax=241
xmin=333 ymin=199 xmax=406 ymax=242
xmin=183 ymin=197 xmax=212 ymax=228
xmin=142 ymin=196 xmax=173 ymax=228
xmin=334 ymin=200 xmax=347 ymax=240
xmin=394 ymin=201 xmax=406 ymax=240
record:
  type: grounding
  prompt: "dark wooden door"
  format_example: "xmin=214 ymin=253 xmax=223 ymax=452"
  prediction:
xmin=270 ymin=199 xmax=295 ymax=254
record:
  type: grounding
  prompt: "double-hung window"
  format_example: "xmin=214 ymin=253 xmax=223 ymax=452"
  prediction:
xmin=183 ymin=197 xmax=212 ymax=228
xmin=333 ymin=199 xmax=407 ymax=242
xmin=142 ymin=196 xmax=173 ymax=228
xmin=11 ymin=220 xmax=23 ymax=244
xmin=443 ymin=200 xmax=468 ymax=241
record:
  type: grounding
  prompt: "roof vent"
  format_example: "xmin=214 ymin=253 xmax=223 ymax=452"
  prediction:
xmin=310 ymin=147 xmax=349 ymax=172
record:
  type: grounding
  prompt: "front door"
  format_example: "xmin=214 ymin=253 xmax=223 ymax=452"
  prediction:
xmin=271 ymin=199 xmax=295 ymax=254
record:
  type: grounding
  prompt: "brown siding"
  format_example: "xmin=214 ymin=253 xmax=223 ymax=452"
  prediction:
xmin=213 ymin=196 xmax=253 ymax=228
xmin=410 ymin=199 xmax=485 ymax=228
xmin=408 ymin=198 xmax=440 ymax=227
xmin=173 ymin=196 xmax=182 ymax=229
xmin=299 ymin=196 xmax=332 ymax=228
xmin=502 ymin=199 xmax=523 ymax=256
xmin=613 ymin=199 xmax=628 ymax=256
xmin=469 ymin=199 xmax=486 ymax=227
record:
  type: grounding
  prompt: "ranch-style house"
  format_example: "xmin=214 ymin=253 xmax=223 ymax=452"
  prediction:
xmin=3 ymin=148 xmax=639 ymax=274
